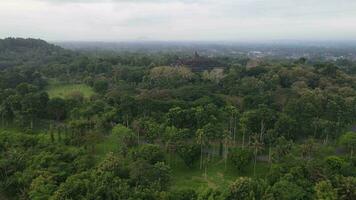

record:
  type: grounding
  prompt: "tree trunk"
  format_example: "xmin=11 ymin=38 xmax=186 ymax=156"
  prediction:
xmin=64 ymin=125 xmax=68 ymax=140
xmin=200 ymin=142 xmax=203 ymax=170
xmin=219 ymin=142 xmax=223 ymax=157
xmin=1 ymin=113 xmax=4 ymax=127
xmin=57 ymin=128 xmax=62 ymax=142
xmin=351 ymin=147 xmax=353 ymax=159
xmin=50 ymin=129 xmax=54 ymax=143
xmin=204 ymin=159 xmax=207 ymax=179
xmin=233 ymin=116 xmax=237 ymax=145
xmin=242 ymin=132 xmax=245 ymax=148
xmin=260 ymin=119 xmax=264 ymax=140
xmin=224 ymin=140 xmax=228 ymax=170
xmin=254 ymin=147 xmax=257 ymax=177
xmin=229 ymin=114 xmax=233 ymax=135
xmin=30 ymin=119 xmax=34 ymax=130
xmin=313 ymin=124 xmax=317 ymax=138
xmin=137 ymin=130 xmax=140 ymax=145
xmin=324 ymin=133 xmax=329 ymax=145
xmin=268 ymin=146 xmax=272 ymax=169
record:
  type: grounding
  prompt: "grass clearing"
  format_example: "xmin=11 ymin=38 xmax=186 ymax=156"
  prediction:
xmin=169 ymin=155 xmax=270 ymax=191
xmin=46 ymin=83 xmax=95 ymax=98
xmin=94 ymin=132 xmax=121 ymax=162
xmin=93 ymin=132 xmax=270 ymax=191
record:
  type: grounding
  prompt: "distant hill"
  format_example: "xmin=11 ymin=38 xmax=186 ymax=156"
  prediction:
xmin=0 ymin=38 xmax=74 ymax=69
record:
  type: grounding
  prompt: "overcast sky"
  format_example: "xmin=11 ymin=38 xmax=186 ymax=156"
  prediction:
xmin=1 ymin=0 xmax=356 ymax=41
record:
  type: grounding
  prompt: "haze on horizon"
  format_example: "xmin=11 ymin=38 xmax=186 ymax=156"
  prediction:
xmin=1 ymin=0 xmax=356 ymax=42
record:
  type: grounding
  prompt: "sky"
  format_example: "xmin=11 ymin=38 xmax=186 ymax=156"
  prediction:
xmin=1 ymin=0 xmax=356 ymax=42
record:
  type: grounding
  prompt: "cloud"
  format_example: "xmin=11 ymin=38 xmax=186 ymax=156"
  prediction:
xmin=39 ymin=0 xmax=205 ymax=4
xmin=0 ymin=0 xmax=356 ymax=41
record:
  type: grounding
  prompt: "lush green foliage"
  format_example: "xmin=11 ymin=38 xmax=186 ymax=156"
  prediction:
xmin=0 ymin=38 xmax=355 ymax=199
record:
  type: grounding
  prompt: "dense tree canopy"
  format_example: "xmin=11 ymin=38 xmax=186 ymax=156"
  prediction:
xmin=0 ymin=38 xmax=355 ymax=200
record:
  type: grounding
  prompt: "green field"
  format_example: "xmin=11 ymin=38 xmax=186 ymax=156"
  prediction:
xmin=46 ymin=83 xmax=95 ymax=98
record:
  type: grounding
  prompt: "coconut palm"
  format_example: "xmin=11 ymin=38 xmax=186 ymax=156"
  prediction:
xmin=250 ymin=134 xmax=264 ymax=177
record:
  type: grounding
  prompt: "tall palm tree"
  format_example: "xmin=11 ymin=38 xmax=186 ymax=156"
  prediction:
xmin=250 ymin=134 xmax=264 ymax=177
xmin=225 ymin=105 xmax=238 ymax=144
xmin=196 ymin=128 xmax=206 ymax=170
xmin=223 ymin=130 xmax=232 ymax=169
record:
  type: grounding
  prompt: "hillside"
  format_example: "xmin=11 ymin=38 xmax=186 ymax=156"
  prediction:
xmin=0 ymin=38 xmax=74 ymax=69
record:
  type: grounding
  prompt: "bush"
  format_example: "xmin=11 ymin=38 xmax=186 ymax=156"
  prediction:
xmin=229 ymin=148 xmax=253 ymax=171
xmin=176 ymin=143 xmax=200 ymax=168
xmin=112 ymin=124 xmax=137 ymax=148
xmin=168 ymin=189 xmax=197 ymax=200
xmin=226 ymin=177 xmax=268 ymax=200
xmin=132 ymin=144 xmax=165 ymax=164
xmin=270 ymin=180 xmax=306 ymax=200
xmin=93 ymin=79 xmax=109 ymax=93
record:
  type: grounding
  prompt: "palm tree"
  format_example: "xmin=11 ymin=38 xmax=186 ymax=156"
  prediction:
xmin=196 ymin=128 xmax=206 ymax=170
xmin=301 ymin=138 xmax=315 ymax=159
xmin=0 ymin=104 xmax=4 ymax=127
xmin=250 ymin=134 xmax=264 ymax=177
xmin=225 ymin=106 xmax=239 ymax=144
xmin=49 ymin=122 xmax=55 ymax=143
xmin=223 ymin=130 xmax=232 ymax=169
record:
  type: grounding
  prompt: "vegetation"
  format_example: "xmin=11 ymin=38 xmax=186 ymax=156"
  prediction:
xmin=0 ymin=38 xmax=355 ymax=200
xmin=46 ymin=83 xmax=95 ymax=99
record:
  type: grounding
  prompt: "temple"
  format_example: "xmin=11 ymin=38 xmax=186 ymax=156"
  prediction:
xmin=172 ymin=51 xmax=222 ymax=72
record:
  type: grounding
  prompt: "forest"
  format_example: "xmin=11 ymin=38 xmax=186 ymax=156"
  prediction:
xmin=0 ymin=38 xmax=355 ymax=200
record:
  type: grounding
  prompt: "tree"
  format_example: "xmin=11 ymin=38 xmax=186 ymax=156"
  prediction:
xmin=274 ymin=113 xmax=297 ymax=139
xmin=140 ymin=118 xmax=161 ymax=142
xmin=224 ymin=105 xmax=239 ymax=143
xmin=270 ymin=180 xmax=307 ymax=200
xmin=223 ymin=130 xmax=232 ymax=169
xmin=250 ymin=135 xmax=264 ymax=176
xmin=335 ymin=176 xmax=356 ymax=200
xmin=226 ymin=177 xmax=268 ymax=200
xmin=129 ymin=160 xmax=171 ymax=191
xmin=47 ymin=97 xmax=66 ymax=121
xmin=176 ymin=142 xmax=200 ymax=168
xmin=96 ymin=152 xmax=128 ymax=178
xmin=229 ymin=148 xmax=253 ymax=172
xmin=272 ymin=137 xmax=293 ymax=163
xmin=324 ymin=156 xmax=346 ymax=175
xmin=167 ymin=106 xmax=184 ymax=128
xmin=196 ymin=128 xmax=206 ymax=170
xmin=47 ymin=97 xmax=67 ymax=142
xmin=51 ymin=171 xmax=131 ymax=200
xmin=314 ymin=180 xmax=338 ymax=200
xmin=21 ymin=92 xmax=46 ymax=129
xmin=112 ymin=124 xmax=137 ymax=149
xmin=28 ymin=173 xmax=57 ymax=200
xmin=339 ymin=132 xmax=356 ymax=159
xmin=197 ymin=188 xmax=223 ymax=200
xmin=132 ymin=144 xmax=165 ymax=164
xmin=168 ymin=189 xmax=197 ymax=200
xmin=0 ymin=100 xmax=14 ymax=126
xmin=93 ymin=79 xmax=109 ymax=93
xmin=300 ymin=138 xmax=317 ymax=159
xmin=119 ymin=95 xmax=136 ymax=127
